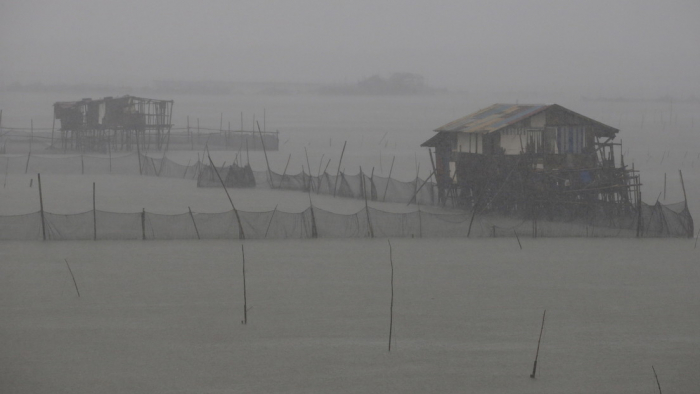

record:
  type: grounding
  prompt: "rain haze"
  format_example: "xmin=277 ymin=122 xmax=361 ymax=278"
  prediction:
xmin=1 ymin=1 xmax=699 ymax=393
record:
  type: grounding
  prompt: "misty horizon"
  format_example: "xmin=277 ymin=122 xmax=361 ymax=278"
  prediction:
xmin=1 ymin=1 xmax=699 ymax=98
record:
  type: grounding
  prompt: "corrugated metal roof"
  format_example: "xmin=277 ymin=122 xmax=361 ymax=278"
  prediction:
xmin=434 ymin=104 xmax=550 ymax=133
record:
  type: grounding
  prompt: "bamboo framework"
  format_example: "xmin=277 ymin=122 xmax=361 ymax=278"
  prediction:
xmin=54 ymin=96 xmax=173 ymax=153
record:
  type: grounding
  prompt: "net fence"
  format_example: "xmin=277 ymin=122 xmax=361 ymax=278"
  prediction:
xmin=0 ymin=153 xmax=693 ymax=240
xmin=0 ymin=201 xmax=692 ymax=241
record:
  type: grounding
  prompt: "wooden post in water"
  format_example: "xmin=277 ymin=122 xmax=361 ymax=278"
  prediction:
xmin=652 ymin=366 xmax=662 ymax=394
xmin=188 ymin=206 xmax=200 ymax=239
xmin=264 ymin=205 xmax=278 ymax=238
xmin=93 ymin=182 xmax=97 ymax=240
xmin=257 ymin=121 xmax=273 ymax=188
xmin=241 ymin=244 xmax=248 ymax=325
xmin=208 ymin=153 xmax=245 ymax=240
xmin=361 ymin=167 xmax=374 ymax=238
xmin=388 ymin=240 xmax=394 ymax=351
xmin=333 ymin=141 xmax=347 ymax=197
xmin=64 ymin=259 xmax=81 ymax=297
xmin=38 ymin=173 xmax=46 ymax=241
xmin=141 ymin=208 xmax=146 ymax=240
xmin=304 ymin=147 xmax=314 ymax=192
xmin=50 ymin=114 xmax=56 ymax=149
xmin=383 ymin=156 xmax=395 ymax=202
xmin=279 ymin=154 xmax=291 ymax=189
xmin=530 ymin=310 xmax=547 ymax=378
xmin=679 ymin=170 xmax=692 ymax=238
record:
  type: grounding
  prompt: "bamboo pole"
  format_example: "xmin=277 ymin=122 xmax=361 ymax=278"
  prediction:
xmin=388 ymin=239 xmax=394 ymax=352
xmin=38 ymin=173 xmax=46 ymax=241
xmin=264 ymin=204 xmax=278 ymax=238
xmin=64 ymin=259 xmax=81 ymax=297
xmin=188 ymin=206 xmax=200 ymax=239
xmin=257 ymin=121 xmax=273 ymax=188
xmin=679 ymin=170 xmax=692 ymax=238
xmin=333 ymin=141 xmax=347 ymax=197
xmin=24 ymin=151 xmax=30 ymax=174
xmin=136 ymin=131 xmax=143 ymax=175
xmin=93 ymin=182 xmax=97 ymax=241
xmin=304 ymin=147 xmax=314 ymax=192
xmin=383 ymin=156 xmax=395 ymax=202
xmin=307 ymin=181 xmax=318 ymax=238
xmin=278 ymin=154 xmax=291 ymax=189
xmin=317 ymin=158 xmax=332 ymax=195
xmin=207 ymin=153 xmax=245 ymax=240
xmin=50 ymin=113 xmax=56 ymax=149
xmin=652 ymin=366 xmax=662 ymax=394
xmin=530 ymin=310 xmax=547 ymax=378
xmin=361 ymin=167 xmax=373 ymax=238
xmin=242 ymin=244 xmax=247 ymax=325
xmin=406 ymin=169 xmax=436 ymax=206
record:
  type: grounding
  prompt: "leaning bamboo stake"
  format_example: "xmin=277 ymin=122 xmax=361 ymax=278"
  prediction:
xmin=307 ymin=180 xmax=318 ymax=238
xmin=257 ymin=121 xmax=273 ymax=188
xmin=304 ymin=147 xmax=314 ymax=192
xmin=241 ymin=244 xmax=248 ymax=325
xmin=38 ymin=173 xmax=46 ymax=241
xmin=530 ymin=310 xmax=547 ymax=378
xmin=388 ymin=239 xmax=394 ymax=352
xmin=361 ymin=167 xmax=374 ymax=238
xmin=64 ymin=259 xmax=80 ymax=297
xmin=383 ymin=156 xmax=395 ymax=202
xmin=264 ymin=204 xmax=278 ymax=238
xmin=406 ymin=169 xmax=436 ymax=206
xmin=4 ymin=157 xmax=8 ymax=188
xmin=679 ymin=170 xmax=692 ymax=238
xmin=24 ymin=151 xmax=31 ymax=174
xmin=317 ymin=158 xmax=332 ymax=195
xmin=208 ymin=153 xmax=245 ymax=240
xmin=514 ymin=229 xmax=522 ymax=249
xmin=278 ymin=154 xmax=291 ymax=189
xmin=652 ymin=366 xmax=662 ymax=394
xmin=333 ymin=141 xmax=347 ymax=197
xmin=188 ymin=206 xmax=200 ymax=239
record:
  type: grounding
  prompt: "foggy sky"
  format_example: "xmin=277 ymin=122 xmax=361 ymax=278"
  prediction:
xmin=1 ymin=0 xmax=699 ymax=96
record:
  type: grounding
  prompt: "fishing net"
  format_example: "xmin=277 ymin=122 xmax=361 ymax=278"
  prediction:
xmin=0 ymin=154 xmax=693 ymax=240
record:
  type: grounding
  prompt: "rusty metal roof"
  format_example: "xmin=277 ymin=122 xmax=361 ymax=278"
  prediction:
xmin=434 ymin=104 xmax=550 ymax=133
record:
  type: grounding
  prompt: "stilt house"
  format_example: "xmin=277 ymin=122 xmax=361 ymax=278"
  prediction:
xmin=421 ymin=104 xmax=640 ymax=221
xmin=54 ymin=95 xmax=173 ymax=153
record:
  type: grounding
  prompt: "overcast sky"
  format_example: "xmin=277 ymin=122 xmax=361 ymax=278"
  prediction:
xmin=1 ymin=0 xmax=699 ymax=96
